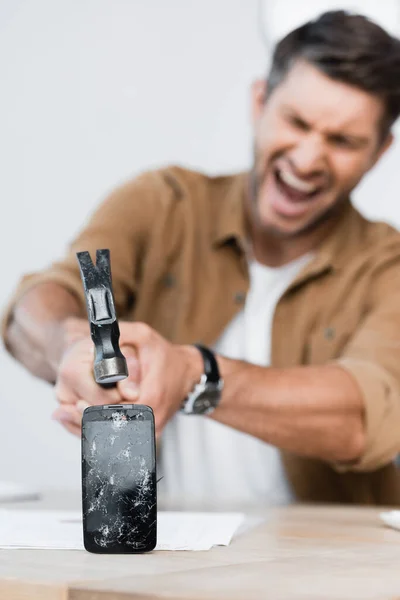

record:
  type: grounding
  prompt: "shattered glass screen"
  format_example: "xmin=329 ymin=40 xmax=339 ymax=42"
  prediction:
xmin=82 ymin=408 xmax=157 ymax=553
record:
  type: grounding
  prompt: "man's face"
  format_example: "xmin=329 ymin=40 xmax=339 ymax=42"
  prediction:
xmin=251 ymin=60 xmax=392 ymax=237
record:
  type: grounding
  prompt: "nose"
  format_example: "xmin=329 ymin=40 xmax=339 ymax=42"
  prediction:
xmin=289 ymin=135 xmax=326 ymax=178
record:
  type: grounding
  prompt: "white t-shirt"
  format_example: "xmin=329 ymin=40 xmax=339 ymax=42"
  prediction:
xmin=159 ymin=253 xmax=312 ymax=506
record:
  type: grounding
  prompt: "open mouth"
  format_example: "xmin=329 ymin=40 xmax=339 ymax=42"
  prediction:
xmin=274 ymin=167 xmax=324 ymax=201
xmin=265 ymin=166 xmax=328 ymax=220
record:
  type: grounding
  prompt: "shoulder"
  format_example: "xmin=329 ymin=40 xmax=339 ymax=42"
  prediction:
xmin=335 ymin=203 xmax=400 ymax=266
xmin=149 ymin=165 xmax=240 ymax=202
xmin=114 ymin=165 xmax=239 ymax=207
xmin=354 ymin=210 xmax=400 ymax=266
xmin=348 ymin=208 xmax=400 ymax=299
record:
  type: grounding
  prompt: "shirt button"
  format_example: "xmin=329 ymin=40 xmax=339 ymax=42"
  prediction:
xmin=164 ymin=273 xmax=176 ymax=288
xmin=234 ymin=291 xmax=246 ymax=304
xmin=324 ymin=327 xmax=335 ymax=340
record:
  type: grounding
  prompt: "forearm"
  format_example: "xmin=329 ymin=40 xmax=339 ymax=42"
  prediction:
xmin=5 ymin=283 xmax=88 ymax=382
xmin=211 ymin=357 xmax=365 ymax=464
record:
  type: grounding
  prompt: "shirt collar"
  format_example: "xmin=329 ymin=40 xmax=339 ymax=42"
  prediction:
xmin=300 ymin=200 xmax=360 ymax=268
xmin=211 ymin=172 xmax=249 ymax=251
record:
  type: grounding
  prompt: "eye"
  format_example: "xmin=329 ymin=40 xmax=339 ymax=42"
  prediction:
xmin=288 ymin=115 xmax=309 ymax=131
xmin=329 ymin=134 xmax=355 ymax=149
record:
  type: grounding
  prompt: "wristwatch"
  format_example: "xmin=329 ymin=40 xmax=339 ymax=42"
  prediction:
xmin=180 ymin=344 xmax=224 ymax=415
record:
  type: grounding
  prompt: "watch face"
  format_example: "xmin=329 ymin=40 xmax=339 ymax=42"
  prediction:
xmin=193 ymin=388 xmax=220 ymax=415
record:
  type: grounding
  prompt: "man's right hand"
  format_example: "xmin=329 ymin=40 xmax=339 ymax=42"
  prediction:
xmin=52 ymin=335 xmax=140 ymax=436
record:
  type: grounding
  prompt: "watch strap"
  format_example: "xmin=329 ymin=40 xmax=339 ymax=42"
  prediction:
xmin=193 ymin=344 xmax=220 ymax=383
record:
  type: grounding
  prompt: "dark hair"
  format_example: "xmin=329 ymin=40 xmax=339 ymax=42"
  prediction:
xmin=267 ymin=10 xmax=400 ymax=138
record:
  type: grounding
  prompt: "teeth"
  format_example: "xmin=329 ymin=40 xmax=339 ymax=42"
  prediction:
xmin=278 ymin=168 xmax=318 ymax=194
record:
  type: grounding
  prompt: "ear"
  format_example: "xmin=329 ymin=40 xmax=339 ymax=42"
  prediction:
xmin=251 ymin=79 xmax=267 ymax=125
xmin=371 ymin=131 xmax=394 ymax=168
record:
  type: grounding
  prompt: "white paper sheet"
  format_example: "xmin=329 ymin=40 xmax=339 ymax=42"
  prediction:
xmin=0 ymin=482 xmax=40 ymax=503
xmin=0 ymin=509 xmax=244 ymax=551
xmin=380 ymin=510 xmax=400 ymax=531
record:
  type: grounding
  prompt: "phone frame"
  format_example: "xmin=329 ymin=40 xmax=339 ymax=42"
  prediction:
xmin=81 ymin=404 xmax=157 ymax=554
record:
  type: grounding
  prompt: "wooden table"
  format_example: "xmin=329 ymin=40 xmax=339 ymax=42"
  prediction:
xmin=1 ymin=492 xmax=400 ymax=600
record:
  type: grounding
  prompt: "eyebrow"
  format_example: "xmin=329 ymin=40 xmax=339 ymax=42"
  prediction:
xmin=281 ymin=105 xmax=370 ymax=147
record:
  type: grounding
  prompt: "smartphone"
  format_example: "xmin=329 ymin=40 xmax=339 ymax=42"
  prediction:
xmin=81 ymin=404 xmax=157 ymax=553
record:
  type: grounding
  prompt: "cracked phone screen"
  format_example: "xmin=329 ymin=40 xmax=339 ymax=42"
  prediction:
xmin=82 ymin=407 xmax=157 ymax=553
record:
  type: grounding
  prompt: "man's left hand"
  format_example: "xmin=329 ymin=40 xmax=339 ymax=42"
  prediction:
xmin=117 ymin=322 xmax=203 ymax=435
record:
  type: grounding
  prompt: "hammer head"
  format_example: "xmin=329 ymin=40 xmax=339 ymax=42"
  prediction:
xmin=76 ymin=249 xmax=128 ymax=385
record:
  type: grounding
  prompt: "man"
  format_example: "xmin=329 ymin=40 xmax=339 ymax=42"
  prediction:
xmin=3 ymin=11 xmax=400 ymax=505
